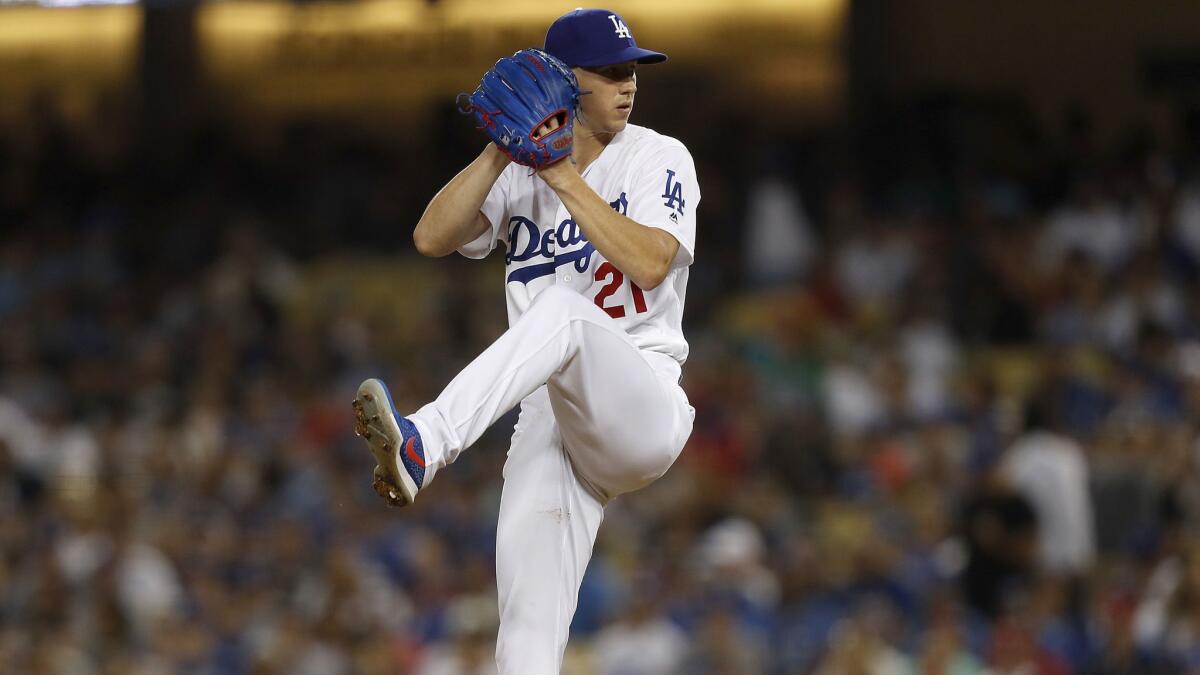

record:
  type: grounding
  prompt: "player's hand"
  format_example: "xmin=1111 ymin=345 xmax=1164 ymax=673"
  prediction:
xmin=532 ymin=115 xmax=573 ymax=178
xmin=535 ymin=156 xmax=577 ymax=191
xmin=535 ymin=115 xmax=562 ymax=139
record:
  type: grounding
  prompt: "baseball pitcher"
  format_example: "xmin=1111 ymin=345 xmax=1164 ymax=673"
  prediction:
xmin=352 ymin=9 xmax=698 ymax=673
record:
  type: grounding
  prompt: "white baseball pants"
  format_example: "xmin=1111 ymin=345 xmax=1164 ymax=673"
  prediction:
xmin=407 ymin=285 xmax=694 ymax=675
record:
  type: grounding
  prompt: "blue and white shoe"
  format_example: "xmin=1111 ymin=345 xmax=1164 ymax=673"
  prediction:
xmin=353 ymin=378 xmax=427 ymax=507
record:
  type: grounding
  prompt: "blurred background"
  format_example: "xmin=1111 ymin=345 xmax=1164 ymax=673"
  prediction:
xmin=4 ymin=0 xmax=1200 ymax=673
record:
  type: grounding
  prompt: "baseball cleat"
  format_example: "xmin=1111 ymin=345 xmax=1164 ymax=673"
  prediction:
xmin=353 ymin=378 xmax=427 ymax=507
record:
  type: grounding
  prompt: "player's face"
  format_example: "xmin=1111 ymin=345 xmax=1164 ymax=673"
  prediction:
xmin=574 ymin=61 xmax=637 ymax=134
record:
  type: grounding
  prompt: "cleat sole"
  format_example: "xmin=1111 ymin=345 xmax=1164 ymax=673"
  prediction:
xmin=353 ymin=379 xmax=418 ymax=506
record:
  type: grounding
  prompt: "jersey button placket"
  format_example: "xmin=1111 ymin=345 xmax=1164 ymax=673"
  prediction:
xmin=556 ymin=205 xmax=570 ymax=285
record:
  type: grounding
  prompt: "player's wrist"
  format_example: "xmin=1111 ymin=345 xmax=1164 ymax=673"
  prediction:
xmin=536 ymin=158 xmax=578 ymax=191
xmin=481 ymin=143 xmax=513 ymax=169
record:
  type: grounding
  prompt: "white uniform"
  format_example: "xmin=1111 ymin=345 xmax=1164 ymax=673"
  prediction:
xmin=405 ymin=123 xmax=699 ymax=674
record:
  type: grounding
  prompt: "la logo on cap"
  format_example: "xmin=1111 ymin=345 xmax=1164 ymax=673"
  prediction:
xmin=608 ymin=14 xmax=632 ymax=39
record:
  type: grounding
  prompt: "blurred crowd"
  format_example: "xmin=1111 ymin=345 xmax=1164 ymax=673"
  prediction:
xmin=4 ymin=86 xmax=1200 ymax=675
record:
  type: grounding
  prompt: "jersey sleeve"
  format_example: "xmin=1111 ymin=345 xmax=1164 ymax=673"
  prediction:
xmin=625 ymin=142 xmax=700 ymax=268
xmin=457 ymin=165 xmax=512 ymax=260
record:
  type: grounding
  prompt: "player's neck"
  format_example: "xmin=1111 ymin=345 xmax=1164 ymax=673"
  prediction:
xmin=571 ymin=123 xmax=617 ymax=174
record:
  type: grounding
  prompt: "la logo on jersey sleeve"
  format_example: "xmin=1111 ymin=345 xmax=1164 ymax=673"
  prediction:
xmin=662 ymin=169 xmax=686 ymax=223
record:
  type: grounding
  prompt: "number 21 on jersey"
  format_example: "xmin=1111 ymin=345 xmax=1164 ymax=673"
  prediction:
xmin=593 ymin=262 xmax=648 ymax=319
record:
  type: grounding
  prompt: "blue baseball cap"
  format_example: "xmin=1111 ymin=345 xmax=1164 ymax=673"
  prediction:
xmin=544 ymin=9 xmax=667 ymax=68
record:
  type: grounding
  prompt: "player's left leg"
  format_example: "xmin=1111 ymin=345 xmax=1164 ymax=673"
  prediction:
xmin=356 ymin=285 xmax=692 ymax=506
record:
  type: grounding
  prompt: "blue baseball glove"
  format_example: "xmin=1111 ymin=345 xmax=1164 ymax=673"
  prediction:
xmin=459 ymin=49 xmax=581 ymax=169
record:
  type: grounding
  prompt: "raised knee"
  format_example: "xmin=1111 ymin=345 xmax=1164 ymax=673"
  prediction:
xmin=621 ymin=437 xmax=680 ymax=491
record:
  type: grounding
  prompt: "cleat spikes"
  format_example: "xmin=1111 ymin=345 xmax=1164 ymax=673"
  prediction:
xmin=355 ymin=378 xmax=422 ymax=508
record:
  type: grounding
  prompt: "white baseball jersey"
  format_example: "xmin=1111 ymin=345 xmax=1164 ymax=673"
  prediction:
xmin=458 ymin=123 xmax=699 ymax=367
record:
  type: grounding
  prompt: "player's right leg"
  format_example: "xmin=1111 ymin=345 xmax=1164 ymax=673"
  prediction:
xmin=491 ymin=388 xmax=605 ymax=675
